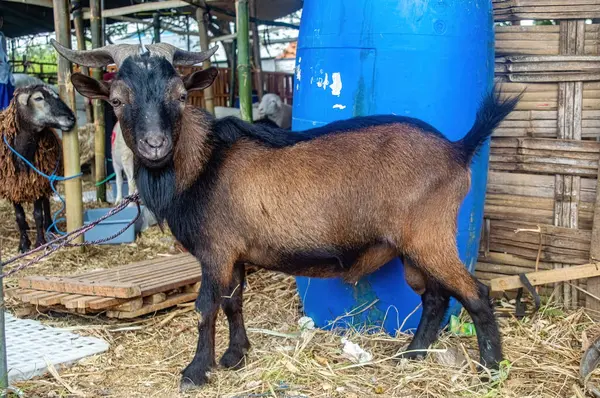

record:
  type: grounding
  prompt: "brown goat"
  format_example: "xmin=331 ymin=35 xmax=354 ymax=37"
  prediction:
xmin=0 ymin=85 xmax=75 ymax=252
xmin=52 ymin=41 xmax=519 ymax=392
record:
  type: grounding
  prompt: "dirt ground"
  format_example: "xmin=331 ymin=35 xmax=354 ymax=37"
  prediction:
xmin=1 ymin=181 xmax=599 ymax=398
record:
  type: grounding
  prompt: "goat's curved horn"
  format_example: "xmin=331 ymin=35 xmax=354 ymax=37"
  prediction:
xmin=145 ymin=43 xmax=218 ymax=66
xmin=51 ymin=39 xmax=142 ymax=68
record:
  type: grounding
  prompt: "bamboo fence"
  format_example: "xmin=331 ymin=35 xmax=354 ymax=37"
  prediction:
xmin=477 ymin=3 xmax=600 ymax=312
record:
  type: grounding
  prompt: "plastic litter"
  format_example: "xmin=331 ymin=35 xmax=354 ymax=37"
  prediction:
xmin=341 ymin=337 xmax=373 ymax=364
xmin=298 ymin=316 xmax=315 ymax=331
xmin=449 ymin=315 xmax=476 ymax=336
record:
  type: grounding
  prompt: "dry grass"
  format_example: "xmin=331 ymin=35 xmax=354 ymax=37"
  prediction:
xmin=1 ymin=182 xmax=600 ymax=397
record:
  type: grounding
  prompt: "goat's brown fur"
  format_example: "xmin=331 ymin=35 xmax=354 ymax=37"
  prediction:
xmin=170 ymin=117 xmax=478 ymax=298
xmin=0 ymin=97 xmax=62 ymax=204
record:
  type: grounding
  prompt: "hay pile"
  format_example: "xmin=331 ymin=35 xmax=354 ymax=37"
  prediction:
xmin=1 ymin=189 xmax=600 ymax=398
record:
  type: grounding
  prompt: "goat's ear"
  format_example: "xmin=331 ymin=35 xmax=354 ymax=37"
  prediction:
xmin=182 ymin=67 xmax=218 ymax=92
xmin=71 ymin=72 xmax=111 ymax=100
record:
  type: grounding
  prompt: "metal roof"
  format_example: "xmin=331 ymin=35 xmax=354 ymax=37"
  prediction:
xmin=2 ymin=0 xmax=302 ymax=38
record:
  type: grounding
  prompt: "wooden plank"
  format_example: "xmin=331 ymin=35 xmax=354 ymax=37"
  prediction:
xmin=106 ymin=292 xmax=197 ymax=319
xmin=37 ymin=293 xmax=71 ymax=306
xmin=87 ymin=296 xmax=127 ymax=310
xmin=144 ymin=293 xmax=166 ymax=305
xmin=19 ymin=276 xmax=142 ymax=298
xmin=73 ymin=254 xmax=195 ymax=280
xmin=115 ymin=298 xmax=143 ymax=312
xmin=491 ymin=262 xmax=600 ymax=292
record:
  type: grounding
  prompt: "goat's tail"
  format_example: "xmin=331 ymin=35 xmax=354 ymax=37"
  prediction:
xmin=456 ymin=85 xmax=522 ymax=164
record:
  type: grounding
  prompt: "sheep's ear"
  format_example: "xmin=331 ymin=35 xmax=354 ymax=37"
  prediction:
xmin=182 ymin=67 xmax=218 ymax=92
xmin=71 ymin=72 xmax=111 ymax=100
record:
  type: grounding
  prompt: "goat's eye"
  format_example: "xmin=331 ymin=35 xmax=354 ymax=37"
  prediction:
xmin=110 ymin=98 xmax=122 ymax=107
xmin=179 ymin=93 xmax=187 ymax=103
xmin=34 ymin=97 xmax=43 ymax=102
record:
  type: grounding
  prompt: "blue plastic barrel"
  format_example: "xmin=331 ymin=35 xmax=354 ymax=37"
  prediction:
xmin=292 ymin=0 xmax=494 ymax=335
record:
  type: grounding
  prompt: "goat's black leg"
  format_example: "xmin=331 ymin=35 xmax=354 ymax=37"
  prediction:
xmin=180 ymin=269 xmax=223 ymax=391
xmin=400 ymin=280 xmax=450 ymax=360
xmin=42 ymin=197 xmax=53 ymax=231
xmin=13 ymin=203 xmax=30 ymax=253
xmin=453 ymin=280 xmax=502 ymax=369
xmin=406 ymin=238 xmax=502 ymax=370
xmin=33 ymin=198 xmax=46 ymax=248
xmin=220 ymin=262 xmax=250 ymax=369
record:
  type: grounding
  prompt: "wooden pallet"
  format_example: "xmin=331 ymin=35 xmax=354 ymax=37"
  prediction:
xmin=8 ymin=254 xmax=201 ymax=318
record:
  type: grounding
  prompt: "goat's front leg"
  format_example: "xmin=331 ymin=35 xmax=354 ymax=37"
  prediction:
xmin=42 ymin=197 xmax=53 ymax=232
xmin=33 ymin=198 xmax=46 ymax=248
xmin=13 ymin=203 xmax=30 ymax=253
xmin=180 ymin=268 xmax=226 ymax=391
xmin=220 ymin=262 xmax=250 ymax=369
xmin=113 ymin=161 xmax=124 ymax=204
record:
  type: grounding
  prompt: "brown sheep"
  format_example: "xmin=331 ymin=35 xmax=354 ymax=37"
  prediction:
xmin=53 ymin=41 xmax=519 ymax=392
xmin=0 ymin=85 xmax=75 ymax=252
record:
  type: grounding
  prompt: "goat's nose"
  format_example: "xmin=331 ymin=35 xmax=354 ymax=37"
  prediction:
xmin=144 ymin=135 xmax=166 ymax=149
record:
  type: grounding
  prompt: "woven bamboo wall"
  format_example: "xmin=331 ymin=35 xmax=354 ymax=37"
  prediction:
xmin=476 ymin=3 xmax=600 ymax=310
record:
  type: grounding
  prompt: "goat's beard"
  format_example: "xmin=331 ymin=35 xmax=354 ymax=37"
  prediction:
xmin=135 ymin=162 xmax=176 ymax=223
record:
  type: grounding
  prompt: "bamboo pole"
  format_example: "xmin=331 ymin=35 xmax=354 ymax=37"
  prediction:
xmin=153 ymin=13 xmax=161 ymax=43
xmin=53 ymin=0 xmax=83 ymax=238
xmin=236 ymin=0 xmax=252 ymax=122
xmin=186 ymin=15 xmax=191 ymax=51
xmin=90 ymin=0 xmax=106 ymax=202
xmin=72 ymin=0 xmax=94 ymax=125
xmin=250 ymin=0 xmax=263 ymax=99
xmin=229 ymin=37 xmax=237 ymax=108
xmin=196 ymin=7 xmax=215 ymax=114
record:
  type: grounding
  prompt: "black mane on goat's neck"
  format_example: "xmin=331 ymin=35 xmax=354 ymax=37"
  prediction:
xmin=135 ymin=163 xmax=176 ymax=222
xmin=210 ymin=114 xmax=446 ymax=149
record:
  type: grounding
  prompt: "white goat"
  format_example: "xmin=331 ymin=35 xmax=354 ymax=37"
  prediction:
xmin=258 ymin=93 xmax=292 ymax=129
xmin=214 ymin=104 xmax=260 ymax=120
xmin=111 ymin=121 xmax=136 ymax=203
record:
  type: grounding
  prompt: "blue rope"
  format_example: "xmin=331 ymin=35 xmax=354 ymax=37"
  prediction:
xmin=3 ymin=134 xmax=82 ymax=236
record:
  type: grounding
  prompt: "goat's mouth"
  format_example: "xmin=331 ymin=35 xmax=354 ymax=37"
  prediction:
xmin=137 ymin=146 xmax=173 ymax=168
xmin=54 ymin=116 xmax=76 ymax=131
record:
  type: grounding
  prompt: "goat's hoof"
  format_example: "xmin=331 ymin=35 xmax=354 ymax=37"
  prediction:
xmin=180 ymin=365 xmax=210 ymax=391
xmin=18 ymin=241 xmax=31 ymax=254
xmin=477 ymin=357 xmax=502 ymax=381
xmin=220 ymin=347 xmax=248 ymax=369
xmin=397 ymin=349 xmax=426 ymax=361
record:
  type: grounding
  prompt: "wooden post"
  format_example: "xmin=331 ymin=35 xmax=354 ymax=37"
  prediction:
xmin=235 ymin=0 xmax=252 ymax=122
xmin=90 ymin=0 xmax=106 ymax=202
xmin=52 ymin=0 xmax=83 ymax=238
xmin=153 ymin=13 xmax=161 ymax=43
xmin=250 ymin=0 xmax=263 ymax=99
xmin=196 ymin=7 xmax=215 ymax=114
xmin=72 ymin=0 xmax=94 ymax=125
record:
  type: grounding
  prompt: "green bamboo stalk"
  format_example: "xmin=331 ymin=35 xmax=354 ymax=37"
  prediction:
xmin=236 ymin=0 xmax=252 ymax=122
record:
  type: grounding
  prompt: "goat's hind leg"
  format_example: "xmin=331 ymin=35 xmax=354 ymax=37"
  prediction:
xmin=220 ymin=262 xmax=250 ymax=369
xmin=408 ymin=241 xmax=502 ymax=370
xmin=13 ymin=203 xmax=30 ymax=253
xmin=400 ymin=260 xmax=450 ymax=360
